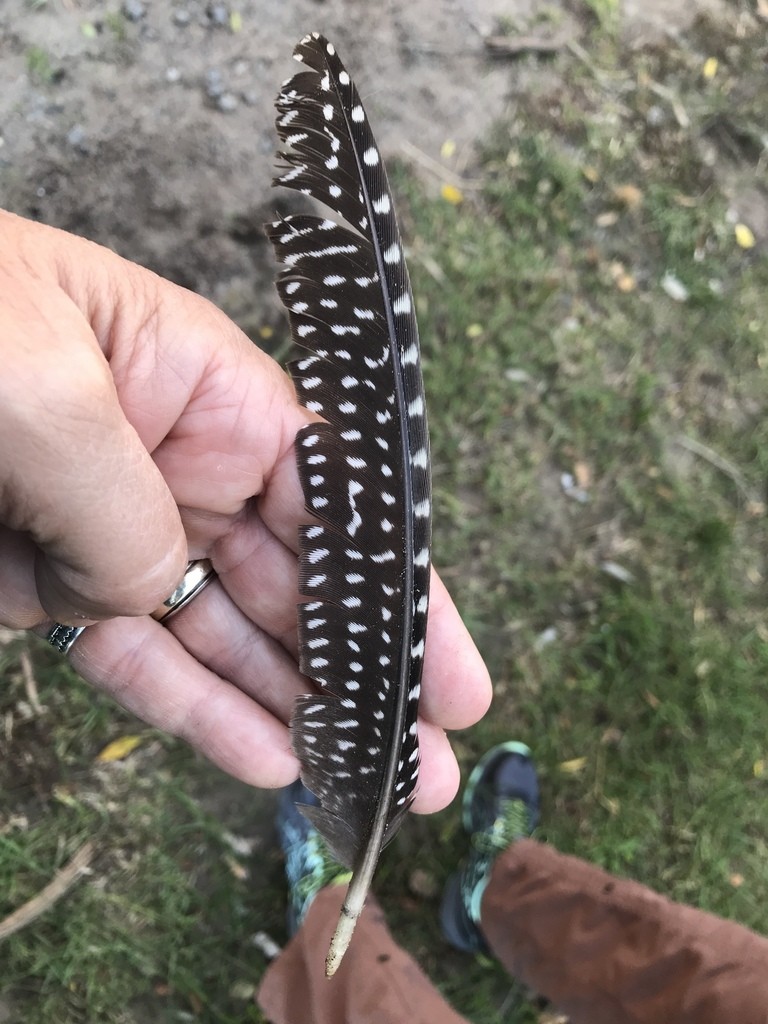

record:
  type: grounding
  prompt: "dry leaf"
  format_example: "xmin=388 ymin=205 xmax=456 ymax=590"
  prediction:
xmin=574 ymin=462 xmax=591 ymax=488
xmin=754 ymin=759 xmax=765 ymax=778
xmin=53 ymin=784 xmax=78 ymax=807
xmin=225 ymin=855 xmax=249 ymax=881
xmin=559 ymin=756 xmax=587 ymax=775
xmin=644 ymin=691 xmax=660 ymax=709
xmin=702 ymin=57 xmax=718 ymax=80
xmin=616 ymin=273 xmax=636 ymax=293
xmin=600 ymin=727 xmax=623 ymax=747
xmin=596 ymin=210 xmax=619 ymax=227
xmin=440 ymin=139 xmax=457 ymax=159
xmin=729 ymin=873 xmax=744 ymax=888
xmin=613 ymin=184 xmax=643 ymax=210
xmin=96 ymin=735 xmax=143 ymax=762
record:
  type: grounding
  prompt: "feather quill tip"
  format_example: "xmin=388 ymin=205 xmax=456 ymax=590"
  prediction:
xmin=325 ymin=908 xmax=356 ymax=977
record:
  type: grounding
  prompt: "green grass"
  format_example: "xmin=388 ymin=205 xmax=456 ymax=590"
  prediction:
xmin=2 ymin=10 xmax=767 ymax=1023
xmin=25 ymin=46 xmax=56 ymax=85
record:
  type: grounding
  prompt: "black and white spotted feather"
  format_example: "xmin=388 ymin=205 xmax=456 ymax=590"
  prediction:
xmin=267 ymin=33 xmax=431 ymax=974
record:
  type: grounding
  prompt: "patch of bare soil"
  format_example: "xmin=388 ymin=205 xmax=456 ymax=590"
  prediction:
xmin=1 ymin=0 xmax=722 ymax=330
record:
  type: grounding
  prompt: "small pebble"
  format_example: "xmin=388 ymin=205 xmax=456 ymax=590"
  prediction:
xmin=173 ymin=8 xmax=191 ymax=25
xmin=122 ymin=0 xmax=146 ymax=21
xmin=251 ymin=931 xmax=282 ymax=960
xmin=204 ymin=68 xmax=224 ymax=98
xmin=207 ymin=2 xmax=229 ymax=25
xmin=660 ymin=271 xmax=689 ymax=303
xmin=217 ymin=92 xmax=238 ymax=113
xmin=408 ymin=868 xmax=439 ymax=900
xmin=66 ymin=124 xmax=90 ymax=154
xmin=534 ymin=626 xmax=558 ymax=652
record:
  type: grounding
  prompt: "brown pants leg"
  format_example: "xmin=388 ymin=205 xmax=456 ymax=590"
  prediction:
xmin=482 ymin=839 xmax=768 ymax=1024
xmin=258 ymin=840 xmax=768 ymax=1024
xmin=257 ymin=884 xmax=469 ymax=1024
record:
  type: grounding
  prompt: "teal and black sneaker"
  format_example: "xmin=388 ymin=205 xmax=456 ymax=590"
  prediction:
xmin=275 ymin=780 xmax=350 ymax=934
xmin=440 ymin=741 xmax=539 ymax=953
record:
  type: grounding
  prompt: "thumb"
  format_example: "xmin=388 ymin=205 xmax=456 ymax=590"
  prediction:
xmin=0 ymin=257 xmax=187 ymax=624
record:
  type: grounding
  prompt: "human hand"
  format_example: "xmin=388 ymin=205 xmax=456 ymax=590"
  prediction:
xmin=0 ymin=210 xmax=491 ymax=810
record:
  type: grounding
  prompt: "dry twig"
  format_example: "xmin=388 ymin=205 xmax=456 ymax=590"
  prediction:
xmin=673 ymin=434 xmax=756 ymax=502
xmin=0 ymin=841 xmax=94 ymax=943
xmin=19 ymin=649 xmax=45 ymax=717
xmin=483 ymin=32 xmax=570 ymax=57
xmin=400 ymin=139 xmax=480 ymax=191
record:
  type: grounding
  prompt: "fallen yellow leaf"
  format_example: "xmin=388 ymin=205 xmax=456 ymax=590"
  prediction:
xmin=559 ymin=756 xmax=587 ymax=775
xmin=582 ymin=165 xmax=600 ymax=183
xmin=702 ymin=57 xmax=718 ymax=80
xmin=465 ymin=323 xmax=484 ymax=339
xmin=735 ymin=223 xmax=756 ymax=249
xmin=96 ymin=735 xmax=143 ymax=762
xmin=754 ymin=759 xmax=765 ymax=779
xmin=440 ymin=139 xmax=457 ymax=160
xmin=441 ymin=183 xmax=464 ymax=205
xmin=229 ymin=10 xmax=242 ymax=32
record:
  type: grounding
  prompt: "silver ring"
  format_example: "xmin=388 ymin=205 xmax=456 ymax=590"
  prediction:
xmin=151 ymin=559 xmax=216 ymax=623
xmin=46 ymin=623 xmax=86 ymax=654
xmin=45 ymin=559 xmax=216 ymax=654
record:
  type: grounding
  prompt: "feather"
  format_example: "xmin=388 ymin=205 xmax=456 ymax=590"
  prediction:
xmin=267 ymin=33 xmax=431 ymax=976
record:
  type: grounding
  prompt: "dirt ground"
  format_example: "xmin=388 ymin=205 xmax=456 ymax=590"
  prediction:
xmin=1 ymin=0 xmax=725 ymax=333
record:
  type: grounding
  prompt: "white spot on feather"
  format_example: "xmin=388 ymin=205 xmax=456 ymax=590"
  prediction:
xmin=414 ymin=546 xmax=430 ymax=567
xmin=383 ymin=243 xmax=400 ymax=264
